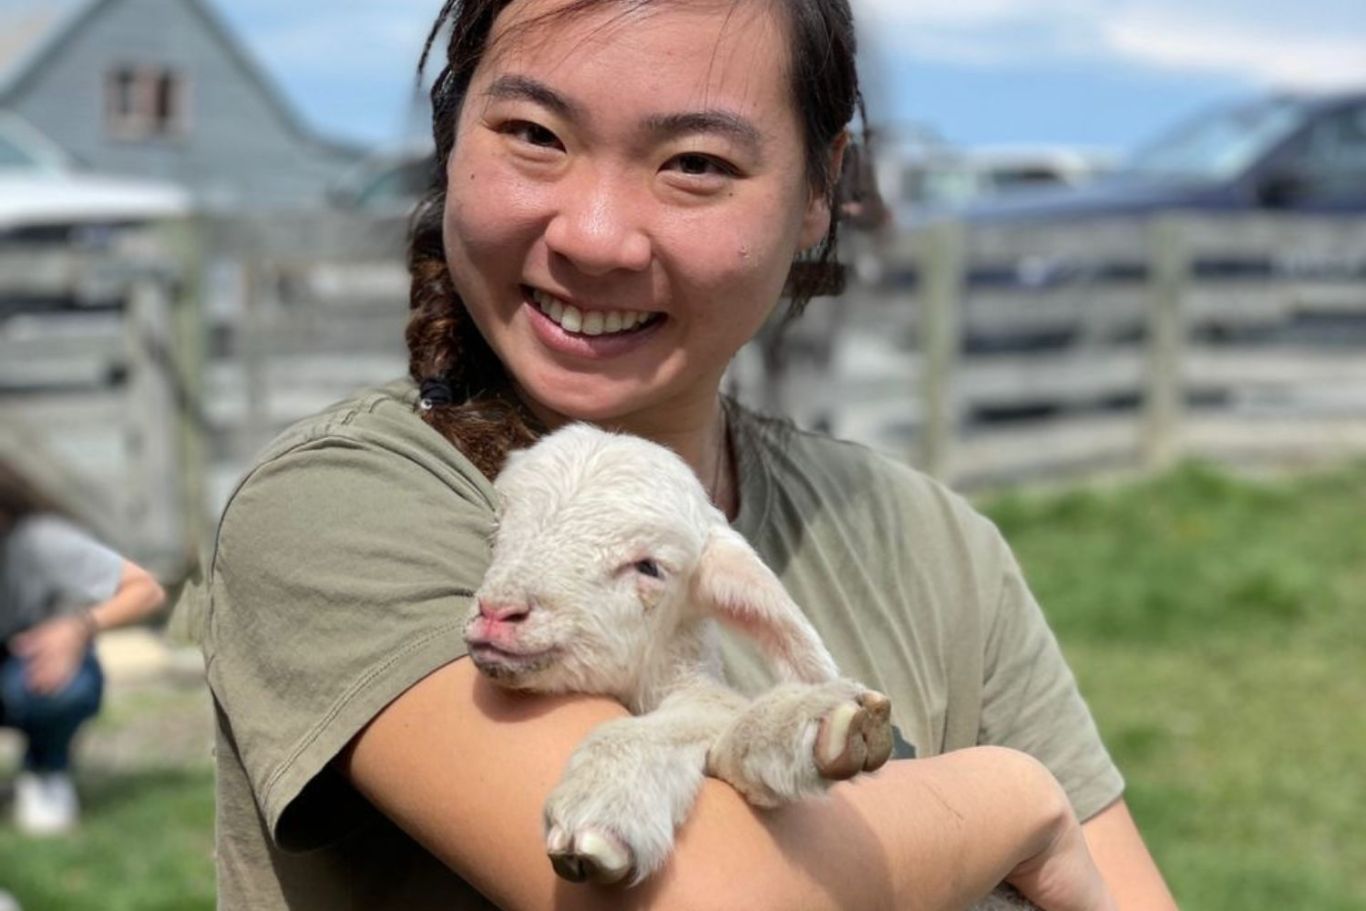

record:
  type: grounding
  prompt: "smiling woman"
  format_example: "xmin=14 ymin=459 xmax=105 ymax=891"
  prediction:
xmin=437 ymin=0 xmax=828 ymax=439
xmin=195 ymin=1 xmax=1175 ymax=909
xmin=404 ymin=0 xmax=857 ymax=487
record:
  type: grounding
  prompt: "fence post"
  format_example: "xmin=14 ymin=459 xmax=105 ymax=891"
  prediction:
xmin=1143 ymin=216 xmax=1188 ymax=471
xmin=917 ymin=219 xmax=966 ymax=481
xmin=163 ymin=216 xmax=211 ymax=569
xmin=124 ymin=262 xmax=183 ymax=575
xmin=242 ymin=255 xmax=273 ymax=454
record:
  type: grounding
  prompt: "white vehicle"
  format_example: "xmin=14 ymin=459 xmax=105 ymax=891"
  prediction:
xmin=885 ymin=142 xmax=1115 ymax=224
xmin=0 ymin=112 xmax=190 ymax=238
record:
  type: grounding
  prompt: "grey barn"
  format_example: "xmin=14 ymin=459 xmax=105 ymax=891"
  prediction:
xmin=0 ymin=0 xmax=364 ymax=210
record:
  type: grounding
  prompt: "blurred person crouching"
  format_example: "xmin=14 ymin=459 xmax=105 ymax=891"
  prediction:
xmin=0 ymin=459 xmax=165 ymax=835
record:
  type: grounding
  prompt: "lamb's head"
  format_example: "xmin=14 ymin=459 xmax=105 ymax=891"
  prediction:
xmin=466 ymin=424 xmax=717 ymax=697
xmin=465 ymin=424 xmax=838 ymax=702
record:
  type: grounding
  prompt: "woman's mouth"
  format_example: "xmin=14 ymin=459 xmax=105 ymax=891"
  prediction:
xmin=526 ymin=286 xmax=663 ymax=336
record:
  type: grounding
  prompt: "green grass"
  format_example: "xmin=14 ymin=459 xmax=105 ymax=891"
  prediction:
xmin=1 ymin=460 xmax=1362 ymax=910
xmin=0 ymin=686 xmax=216 ymax=911
xmin=983 ymin=460 xmax=1366 ymax=910
xmin=0 ymin=766 xmax=215 ymax=911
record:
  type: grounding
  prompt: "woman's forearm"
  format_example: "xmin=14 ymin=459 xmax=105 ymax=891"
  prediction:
xmin=343 ymin=661 xmax=1091 ymax=911
xmin=86 ymin=560 xmax=166 ymax=633
xmin=652 ymin=746 xmax=1074 ymax=911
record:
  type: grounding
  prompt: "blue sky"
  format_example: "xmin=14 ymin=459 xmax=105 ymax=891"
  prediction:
xmin=210 ymin=0 xmax=1366 ymax=157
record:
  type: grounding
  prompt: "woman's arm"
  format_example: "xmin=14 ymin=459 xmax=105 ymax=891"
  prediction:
xmin=1083 ymin=800 xmax=1178 ymax=910
xmin=340 ymin=658 xmax=1112 ymax=911
xmin=9 ymin=559 xmax=166 ymax=694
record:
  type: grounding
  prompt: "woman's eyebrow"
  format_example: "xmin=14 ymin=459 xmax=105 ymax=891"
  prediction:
xmin=483 ymin=75 xmax=764 ymax=155
xmin=484 ymin=74 xmax=583 ymax=120
xmin=643 ymin=111 xmax=764 ymax=155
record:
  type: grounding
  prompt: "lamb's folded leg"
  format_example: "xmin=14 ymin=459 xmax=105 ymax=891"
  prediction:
xmin=543 ymin=682 xmax=747 ymax=885
xmin=706 ymin=679 xmax=893 ymax=807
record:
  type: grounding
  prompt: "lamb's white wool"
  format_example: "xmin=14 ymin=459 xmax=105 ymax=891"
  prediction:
xmin=468 ymin=423 xmax=838 ymax=713
xmin=465 ymin=425 xmax=1032 ymax=908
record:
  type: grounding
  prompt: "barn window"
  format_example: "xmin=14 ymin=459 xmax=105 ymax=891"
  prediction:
xmin=105 ymin=66 xmax=190 ymax=139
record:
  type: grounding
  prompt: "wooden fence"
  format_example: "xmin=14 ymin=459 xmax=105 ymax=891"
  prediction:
xmin=0 ymin=214 xmax=410 ymax=574
xmin=4 ymin=211 xmax=1366 ymax=570
xmin=883 ymin=214 xmax=1366 ymax=488
xmin=0 ymin=225 xmax=204 ymax=575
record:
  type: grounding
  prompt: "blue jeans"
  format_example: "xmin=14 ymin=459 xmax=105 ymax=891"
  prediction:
xmin=0 ymin=648 xmax=104 ymax=772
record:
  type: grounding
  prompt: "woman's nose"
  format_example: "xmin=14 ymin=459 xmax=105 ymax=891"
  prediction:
xmin=544 ymin=168 xmax=652 ymax=276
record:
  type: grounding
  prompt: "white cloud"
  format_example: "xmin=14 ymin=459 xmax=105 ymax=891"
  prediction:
xmin=857 ymin=0 xmax=1091 ymax=28
xmin=1103 ymin=11 xmax=1366 ymax=89
xmin=237 ymin=6 xmax=434 ymax=77
xmin=854 ymin=0 xmax=1366 ymax=88
xmin=210 ymin=1 xmax=441 ymax=142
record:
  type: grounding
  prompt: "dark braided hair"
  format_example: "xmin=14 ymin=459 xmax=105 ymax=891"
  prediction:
xmin=406 ymin=0 xmax=865 ymax=478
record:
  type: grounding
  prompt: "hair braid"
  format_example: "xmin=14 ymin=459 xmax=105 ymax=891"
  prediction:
xmin=404 ymin=200 xmax=540 ymax=480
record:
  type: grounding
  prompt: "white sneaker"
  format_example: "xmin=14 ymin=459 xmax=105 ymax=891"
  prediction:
xmin=14 ymin=771 xmax=78 ymax=836
xmin=0 ymin=889 xmax=22 ymax=911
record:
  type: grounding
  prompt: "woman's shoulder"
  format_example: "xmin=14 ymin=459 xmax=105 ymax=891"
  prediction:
xmin=731 ymin=402 xmax=979 ymax=519
xmin=729 ymin=401 xmax=1007 ymax=569
xmin=225 ymin=378 xmax=497 ymax=520
xmin=6 ymin=513 xmax=108 ymax=558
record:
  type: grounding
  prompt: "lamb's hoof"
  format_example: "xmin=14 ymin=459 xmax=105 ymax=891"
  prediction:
xmin=815 ymin=690 xmax=893 ymax=780
xmin=546 ymin=825 xmax=634 ymax=885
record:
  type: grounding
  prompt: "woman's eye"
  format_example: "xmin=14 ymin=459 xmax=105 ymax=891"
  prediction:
xmin=634 ymin=559 xmax=663 ymax=579
xmin=666 ymin=153 xmax=735 ymax=179
xmin=505 ymin=120 xmax=563 ymax=150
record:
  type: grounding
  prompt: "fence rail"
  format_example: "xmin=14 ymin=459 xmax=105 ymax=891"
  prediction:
xmin=0 ymin=214 xmax=409 ymax=574
xmin=885 ymin=214 xmax=1366 ymax=487
xmin=4 ymin=211 xmax=1366 ymax=570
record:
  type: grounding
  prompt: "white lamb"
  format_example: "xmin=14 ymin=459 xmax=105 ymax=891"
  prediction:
xmin=464 ymin=424 xmax=1035 ymax=911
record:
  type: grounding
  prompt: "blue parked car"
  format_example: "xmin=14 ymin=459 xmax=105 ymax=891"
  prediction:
xmin=965 ymin=91 xmax=1366 ymax=222
xmin=885 ymin=93 xmax=1366 ymax=357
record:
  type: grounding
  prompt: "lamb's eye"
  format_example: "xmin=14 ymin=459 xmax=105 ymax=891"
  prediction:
xmin=634 ymin=559 xmax=663 ymax=579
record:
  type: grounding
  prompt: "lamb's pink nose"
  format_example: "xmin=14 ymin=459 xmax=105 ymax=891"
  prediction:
xmin=477 ymin=600 xmax=531 ymax=626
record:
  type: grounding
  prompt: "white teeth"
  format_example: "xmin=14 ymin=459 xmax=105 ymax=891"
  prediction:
xmin=560 ymin=305 xmax=583 ymax=333
xmin=530 ymin=288 xmax=655 ymax=336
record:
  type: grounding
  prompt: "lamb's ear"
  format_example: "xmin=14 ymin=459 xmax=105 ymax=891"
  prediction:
xmin=691 ymin=525 xmax=839 ymax=684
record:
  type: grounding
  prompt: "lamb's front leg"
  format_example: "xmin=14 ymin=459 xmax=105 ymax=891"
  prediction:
xmin=707 ymin=679 xmax=893 ymax=807
xmin=544 ymin=685 xmax=746 ymax=885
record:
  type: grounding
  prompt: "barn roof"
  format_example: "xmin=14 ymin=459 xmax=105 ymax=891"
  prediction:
xmin=0 ymin=0 xmax=363 ymax=159
xmin=0 ymin=0 xmax=93 ymax=99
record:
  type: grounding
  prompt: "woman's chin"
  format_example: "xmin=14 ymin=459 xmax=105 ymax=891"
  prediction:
xmin=519 ymin=384 xmax=660 ymax=427
xmin=508 ymin=364 xmax=692 ymax=427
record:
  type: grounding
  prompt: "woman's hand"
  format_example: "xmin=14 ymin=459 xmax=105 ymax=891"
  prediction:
xmin=9 ymin=615 xmax=90 ymax=695
xmin=9 ymin=559 xmax=167 ymax=696
xmin=1005 ymin=766 xmax=1117 ymax=911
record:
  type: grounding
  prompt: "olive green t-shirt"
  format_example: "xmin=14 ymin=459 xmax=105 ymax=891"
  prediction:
xmin=198 ymin=379 xmax=1122 ymax=910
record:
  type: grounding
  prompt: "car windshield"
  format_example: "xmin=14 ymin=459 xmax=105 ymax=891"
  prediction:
xmin=1124 ymin=97 xmax=1309 ymax=182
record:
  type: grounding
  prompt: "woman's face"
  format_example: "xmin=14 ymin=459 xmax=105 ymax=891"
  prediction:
xmin=442 ymin=0 xmax=832 ymax=428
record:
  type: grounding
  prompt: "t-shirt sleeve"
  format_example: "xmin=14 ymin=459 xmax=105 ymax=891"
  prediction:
xmin=978 ymin=539 xmax=1125 ymax=822
xmin=18 ymin=516 xmax=125 ymax=614
xmin=203 ymin=431 xmax=495 ymax=852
